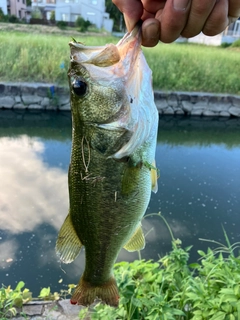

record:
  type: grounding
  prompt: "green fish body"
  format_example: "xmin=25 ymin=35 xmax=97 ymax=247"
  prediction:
xmin=56 ymin=25 xmax=158 ymax=307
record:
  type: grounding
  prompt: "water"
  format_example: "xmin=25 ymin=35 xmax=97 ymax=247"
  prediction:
xmin=0 ymin=110 xmax=240 ymax=296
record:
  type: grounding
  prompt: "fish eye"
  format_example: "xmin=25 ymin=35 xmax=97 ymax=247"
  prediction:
xmin=72 ymin=79 xmax=87 ymax=96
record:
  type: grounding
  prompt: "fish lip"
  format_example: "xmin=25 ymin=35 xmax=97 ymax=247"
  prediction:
xmin=69 ymin=42 xmax=104 ymax=50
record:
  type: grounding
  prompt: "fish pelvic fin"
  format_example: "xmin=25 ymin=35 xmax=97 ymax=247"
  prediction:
xmin=55 ymin=213 xmax=83 ymax=263
xmin=70 ymin=276 xmax=119 ymax=307
xmin=123 ymin=224 xmax=145 ymax=252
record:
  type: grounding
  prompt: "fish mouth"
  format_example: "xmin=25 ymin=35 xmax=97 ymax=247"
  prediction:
xmin=68 ymin=22 xmax=158 ymax=161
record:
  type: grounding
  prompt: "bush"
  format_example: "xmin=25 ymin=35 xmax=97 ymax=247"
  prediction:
xmin=0 ymin=9 xmax=19 ymax=23
xmin=31 ymin=8 xmax=43 ymax=19
xmin=75 ymin=16 xmax=92 ymax=32
xmin=0 ymin=8 xmax=9 ymax=22
xmin=56 ymin=20 xmax=68 ymax=29
xmin=8 ymin=15 xmax=18 ymax=23
xmin=50 ymin=10 xmax=55 ymax=22
xmin=231 ymin=39 xmax=240 ymax=48
xmin=80 ymin=235 xmax=240 ymax=320
xmin=221 ymin=42 xmax=232 ymax=48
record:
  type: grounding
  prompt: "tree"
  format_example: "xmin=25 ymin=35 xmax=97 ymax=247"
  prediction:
xmin=105 ymin=0 xmax=125 ymax=32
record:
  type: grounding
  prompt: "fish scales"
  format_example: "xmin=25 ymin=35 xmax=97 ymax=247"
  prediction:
xmin=56 ymin=24 xmax=159 ymax=307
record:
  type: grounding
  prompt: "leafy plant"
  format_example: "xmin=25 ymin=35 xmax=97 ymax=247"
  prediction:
xmin=0 ymin=281 xmax=31 ymax=319
xmin=1 ymin=217 xmax=240 ymax=320
xmin=50 ymin=10 xmax=55 ymax=22
xmin=8 ymin=15 xmax=18 ymax=23
xmin=75 ymin=16 xmax=92 ymax=32
xmin=56 ymin=20 xmax=68 ymax=29
xmin=79 ymin=218 xmax=240 ymax=320
xmin=231 ymin=39 xmax=240 ymax=48
xmin=31 ymin=8 xmax=43 ymax=20
xmin=38 ymin=283 xmax=76 ymax=301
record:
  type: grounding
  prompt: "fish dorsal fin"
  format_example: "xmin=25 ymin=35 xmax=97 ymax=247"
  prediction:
xmin=55 ymin=213 xmax=83 ymax=263
xmin=123 ymin=224 xmax=145 ymax=252
xmin=151 ymin=160 xmax=158 ymax=193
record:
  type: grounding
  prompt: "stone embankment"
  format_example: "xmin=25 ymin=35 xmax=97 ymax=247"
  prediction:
xmin=0 ymin=82 xmax=240 ymax=117
xmin=10 ymin=299 xmax=88 ymax=320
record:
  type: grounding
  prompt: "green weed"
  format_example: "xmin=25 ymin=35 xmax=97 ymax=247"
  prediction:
xmin=0 ymin=31 xmax=240 ymax=94
xmin=1 ymin=215 xmax=240 ymax=319
xmin=0 ymin=281 xmax=31 ymax=319
xmin=79 ymin=217 xmax=240 ymax=320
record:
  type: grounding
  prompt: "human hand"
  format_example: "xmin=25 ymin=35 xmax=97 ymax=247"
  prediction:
xmin=112 ymin=0 xmax=240 ymax=47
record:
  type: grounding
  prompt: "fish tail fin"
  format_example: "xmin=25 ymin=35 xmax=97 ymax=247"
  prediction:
xmin=70 ymin=276 xmax=119 ymax=307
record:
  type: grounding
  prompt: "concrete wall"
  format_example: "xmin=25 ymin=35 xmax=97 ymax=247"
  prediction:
xmin=0 ymin=82 xmax=240 ymax=117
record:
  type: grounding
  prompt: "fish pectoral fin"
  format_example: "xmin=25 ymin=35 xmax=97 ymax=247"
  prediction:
xmin=151 ymin=160 xmax=159 ymax=194
xmin=55 ymin=212 xmax=83 ymax=264
xmin=123 ymin=224 xmax=145 ymax=252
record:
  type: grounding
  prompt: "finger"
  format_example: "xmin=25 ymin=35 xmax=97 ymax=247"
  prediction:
xmin=112 ymin=0 xmax=143 ymax=31
xmin=141 ymin=18 xmax=161 ymax=47
xmin=141 ymin=0 xmax=166 ymax=14
xmin=140 ymin=0 xmax=165 ymax=46
xmin=157 ymin=0 xmax=192 ymax=43
xmin=202 ymin=0 xmax=228 ymax=36
xmin=181 ymin=0 xmax=216 ymax=38
xmin=228 ymin=0 xmax=240 ymax=23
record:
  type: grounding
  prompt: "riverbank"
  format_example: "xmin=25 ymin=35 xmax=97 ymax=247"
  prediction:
xmin=10 ymin=299 xmax=85 ymax=320
xmin=0 ymin=82 xmax=240 ymax=117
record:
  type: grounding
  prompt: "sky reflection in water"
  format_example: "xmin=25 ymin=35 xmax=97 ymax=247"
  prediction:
xmin=0 ymin=111 xmax=240 ymax=296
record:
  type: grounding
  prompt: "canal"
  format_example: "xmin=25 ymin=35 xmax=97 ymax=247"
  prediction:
xmin=0 ymin=110 xmax=239 ymax=296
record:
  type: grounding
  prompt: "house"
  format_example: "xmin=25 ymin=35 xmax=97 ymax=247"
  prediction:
xmin=188 ymin=19 xmax=240 ymax=46
xmin=31 ymin=0 xmax=113 ymax=32
xmin=5 ymin=0 xmax=27 ymax=18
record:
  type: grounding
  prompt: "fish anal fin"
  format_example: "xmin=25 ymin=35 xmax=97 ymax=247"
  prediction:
xmin=123 ymin=224 xmax=145 ymax=252
xmin=151 ymin=160 xmax=158 ymax=193
xmin=71 ymin=276 xmax=119 ymax=307
xmin=55 ymin=213 xmax=82 ymax=264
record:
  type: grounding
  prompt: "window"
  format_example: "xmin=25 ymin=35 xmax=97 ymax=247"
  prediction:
xmin=61 ymin=13 xmax=69 ymax=21
xmin=71 ymin=14 xmax=80 ymax=22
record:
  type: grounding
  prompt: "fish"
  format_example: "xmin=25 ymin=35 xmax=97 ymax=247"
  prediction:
xmin=55 ymin=23 xmax=159 ymax=307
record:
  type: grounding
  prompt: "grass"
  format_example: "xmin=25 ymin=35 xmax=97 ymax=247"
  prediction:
xmin=144 ymin=43 xmax=240 ymax=94
xmin=0 ymin=27 xmax=240 ymax=94
xmin=0 ymin=31 xmax=116 ymax=85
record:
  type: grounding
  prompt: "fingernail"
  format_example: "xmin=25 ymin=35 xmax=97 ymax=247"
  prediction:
xmin=142 ymin=22 xmax=160 ymax=47
xmin=173 ymin=0 xmax=190 ymax=10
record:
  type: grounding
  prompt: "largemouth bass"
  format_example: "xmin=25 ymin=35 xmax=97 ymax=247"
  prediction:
xmin=56 ymin=24 xmax=158 ymax=307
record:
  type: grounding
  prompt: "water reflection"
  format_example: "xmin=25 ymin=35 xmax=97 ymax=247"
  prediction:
xmin=0 ymin=135 xmax=68 ymax=234
xmin=0 ymin=111 xmax=240 ymax=295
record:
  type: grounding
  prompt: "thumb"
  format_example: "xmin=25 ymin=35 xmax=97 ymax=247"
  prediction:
xmin=112 ymin=0 xmax=143 ymax=31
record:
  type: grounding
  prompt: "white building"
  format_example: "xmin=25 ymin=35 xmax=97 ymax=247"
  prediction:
xmin=0 ymin=0 xmax=8 ymax=14
xmin=188 ymin=19 xmax=240 ymax=46
xmin=31 ymin=0 xmax=113 ymax=32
